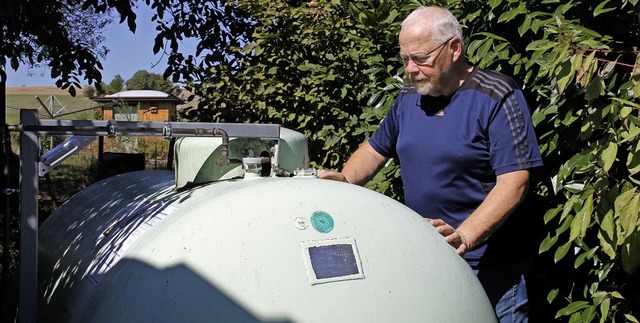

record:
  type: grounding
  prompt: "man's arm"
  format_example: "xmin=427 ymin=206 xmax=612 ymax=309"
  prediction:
xmin=429 ymin=169 xmax=530 ymax=255
xmin=317 ymin=141 xmax=389 ymax=186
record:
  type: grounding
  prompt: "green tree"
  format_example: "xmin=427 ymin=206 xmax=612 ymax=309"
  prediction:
xmin=1 ymin=0 xmax=135 ymax=94
xmin=125 ymin=70 xmax=174 ymax=92
xmin=82 ymin=81 xmax=108 ymax=97
xmin=107 ymin=74 xmax=125 ymax=94
xmin=83 ymin=86 xmax=97 ymax=98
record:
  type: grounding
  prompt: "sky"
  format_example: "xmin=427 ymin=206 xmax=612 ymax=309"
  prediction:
xmin=6 ymin=4 xmax=193 ymax=88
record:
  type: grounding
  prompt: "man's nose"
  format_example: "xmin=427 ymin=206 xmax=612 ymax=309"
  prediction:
xmin=404 ymin=60 xmax=420 ymax=74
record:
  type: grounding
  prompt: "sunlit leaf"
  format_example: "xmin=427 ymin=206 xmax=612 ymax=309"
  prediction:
xmin=599 ymin=142 xmax=618 ymax=173
xmin=554 ymin=241 xmax=572 ymax=263
xmin=594 ymin=0 xmax=616 ymax=16
xmin=600 ymin=298 xmax=611 ymax=319
xmin=556 ymin=301 xmax=591 ymax=318
xmin=616 ymin=189 xmax=639 ymax=236
xmin=540 ymin=233 xmax=559 ymax=253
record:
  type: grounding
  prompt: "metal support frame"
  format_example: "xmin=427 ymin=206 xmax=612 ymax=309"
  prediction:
xmin=19 ymin=111 xmax=38 ymax=323
xmin=17 ymin=109 xmax=280 ymax=322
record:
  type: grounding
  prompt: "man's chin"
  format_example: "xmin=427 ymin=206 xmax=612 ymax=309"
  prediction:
xmin=413 ymin=84 xmax=432 ymax=96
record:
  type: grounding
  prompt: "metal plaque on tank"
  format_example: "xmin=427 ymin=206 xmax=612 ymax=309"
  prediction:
xmin=301 ymin=237 xmax=364 ymax=285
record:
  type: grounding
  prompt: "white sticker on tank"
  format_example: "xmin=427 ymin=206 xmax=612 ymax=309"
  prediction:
xmin=87 ymin=199 xmax=176 ymax=285
xmin=294 ymin=217 xmax=309 ymax=230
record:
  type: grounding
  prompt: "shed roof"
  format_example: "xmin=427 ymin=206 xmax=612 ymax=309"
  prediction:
xmin=91 ymin=90 xmax=183 ymax=103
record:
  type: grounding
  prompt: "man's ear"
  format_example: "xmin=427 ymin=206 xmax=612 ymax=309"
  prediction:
xmin=450 ymin=37 xmax=464 ymax=61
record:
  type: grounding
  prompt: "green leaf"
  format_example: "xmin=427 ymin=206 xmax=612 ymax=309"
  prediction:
xmin=554 ymin=240 xmax=572 ymax=263
xmin=621 ymin=122 xmax=640 ymax=144
xmin=518 ymin=14 xmax=532 ymax=36
xmin=556 ymin=301 xmax=591 ymax=318
xmin=580 ymin=304 xmax=597 ymax=322
xmin=601 ymin=208 xmax=615 ymax=237
xmin=628 ymin=142 xmax=640 ymax=175
xmin=557 ymin=214 xmax=574 ymax=235
xmin=547 ymin=288 xmax=560 ymax=303
xmin=612 ymin=97 xmax=640 ymax=108
xmin=556 ymin=60 xmax=575 ymax=94
xmin=568 ymin=312 xmax=582 ymax=323
xmin=475 ymin=31 xmax=508 ymax=42
xmin=624 ymin=314 xmax=640 ymax=323
xmin=599 ymin=142 xmax=618 ymax=173
xmin=598 ymin=237 xmax=617 ymax=260
xmin=497 ymin=2 xmax=526 ymax=22
xmin=594 ymin=0 xmax=616 ymax=17
xmin=540 ymin=233 xmax=559 ymax=253
xmin=488 ymin=0 xmax=503 ymax=9
xmin=569 ymin=196 xmax=593 ymax=242
xmin=574 ymin=246 xmax=598 ymax=268
xmin=616 ymin=189 xmax=639 ymax=237
xmin=600 ymin=298 xmax=611 ymax=319
xmin=610 ymin=291 xmax=624 ymax=299
xmin=544 ymin=205 xmax=562 ymax=224
xmin=526 ymin=39 xmax=557 ymax=52
xmin=585 ymin=76 xmax=602 ymax=101
xmin=322 ymin=135 xmax=341 ymax=149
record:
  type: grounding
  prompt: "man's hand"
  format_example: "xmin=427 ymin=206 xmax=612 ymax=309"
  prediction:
xmin=427 ymin=218 xmax=470 ymax=255
xmin=317 ymin=170 xmax=349 ymax=183
xmin=316 ymin=141 xmax=389 ymax=186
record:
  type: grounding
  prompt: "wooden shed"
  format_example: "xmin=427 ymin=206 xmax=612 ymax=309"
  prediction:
xmin=91 ymin=90 xmax=183 ymax=122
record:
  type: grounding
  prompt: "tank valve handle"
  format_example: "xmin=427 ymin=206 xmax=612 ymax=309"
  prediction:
xmin=213 ymin=128 xmax=230 ymax=165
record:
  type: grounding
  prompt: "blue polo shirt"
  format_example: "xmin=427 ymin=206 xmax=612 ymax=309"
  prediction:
xmin=369 ymin=67 xmax=543 ymax=266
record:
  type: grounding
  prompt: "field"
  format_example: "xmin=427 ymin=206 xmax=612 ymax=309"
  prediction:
xmin=5 ymin=86 xmax=95 ymax=124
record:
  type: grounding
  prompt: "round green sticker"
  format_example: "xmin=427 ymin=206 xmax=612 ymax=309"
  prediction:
xmin=311 ymin=211 xmax=334 ymax=233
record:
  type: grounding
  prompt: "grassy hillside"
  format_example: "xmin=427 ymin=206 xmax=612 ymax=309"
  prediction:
xmin=5 ymin=86 xmax=96 ymax=124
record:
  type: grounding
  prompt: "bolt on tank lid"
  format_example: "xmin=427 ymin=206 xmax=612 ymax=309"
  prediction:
xmin=242 ymin=157 xmax=263 ymax=164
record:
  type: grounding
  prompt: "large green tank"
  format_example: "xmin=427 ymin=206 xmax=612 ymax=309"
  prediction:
xmin=38 ymin=128 xmax=496 ymax=322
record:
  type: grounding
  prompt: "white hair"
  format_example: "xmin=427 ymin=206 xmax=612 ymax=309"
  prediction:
xmin=401 ymin=6 xmax=463 ymax=45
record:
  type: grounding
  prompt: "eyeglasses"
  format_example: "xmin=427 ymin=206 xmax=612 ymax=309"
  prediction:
xmin=398 ymin=37 xmax=453 ymax=66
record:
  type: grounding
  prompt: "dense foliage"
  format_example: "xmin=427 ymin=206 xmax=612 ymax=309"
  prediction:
xmin=455 ymin=1 xmax=640 ymax=321
xmin=82 ymin=71 xmax=173 ymax=97
xmin=155 ymin=0 xmax=407 ymax=195
xmin=125 ymin=70 xmax=175 ymax=92
xmin=108 ymin=74 xmax=126 ymax=93
xmin=158 ymin=0 xmax=640 ymax=321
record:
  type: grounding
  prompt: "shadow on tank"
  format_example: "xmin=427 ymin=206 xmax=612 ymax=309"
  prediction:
xmin=61 ymin=259 xmax=293 ymax=323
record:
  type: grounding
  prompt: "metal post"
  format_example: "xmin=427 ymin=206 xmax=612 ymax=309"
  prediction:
xmin=1 ymin=63 xmax=10 ymax=323
xmin=19 ymin=109 xmax=39 ymax=323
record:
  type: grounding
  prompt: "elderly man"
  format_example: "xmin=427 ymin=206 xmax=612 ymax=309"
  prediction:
xmin=319 ymin=6 xmax=543 ymax=322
